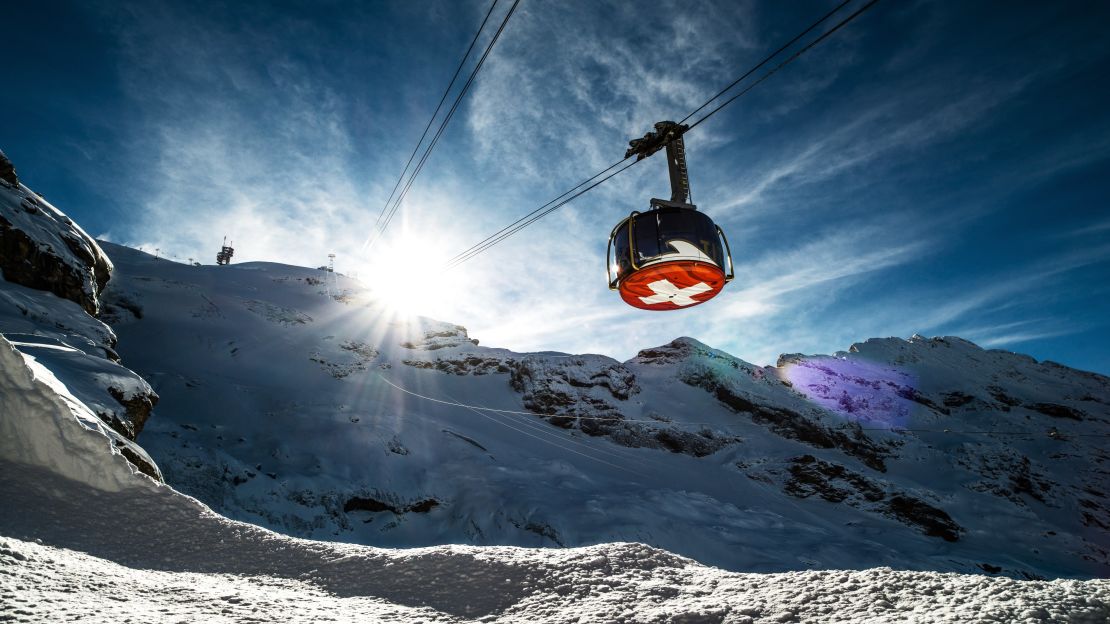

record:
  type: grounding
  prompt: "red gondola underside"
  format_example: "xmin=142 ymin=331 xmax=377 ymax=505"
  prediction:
xmin=617 ymin=260 xmax=727 ymax=311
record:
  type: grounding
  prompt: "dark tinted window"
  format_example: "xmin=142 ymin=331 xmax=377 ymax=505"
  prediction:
xmin=633 ymin=212 xmax=661 ymax=261
xmin=611 ymin=218 xmax=634 ymax=283
xmin=633 ymin=208 xmax=724 ymax=266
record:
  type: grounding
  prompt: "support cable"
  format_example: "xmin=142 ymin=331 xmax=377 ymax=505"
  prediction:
xmin=366 ymin=0 xmax=522 ymax=251
xmin=445 ymin=157 xmax=637 ymax=269
xmin=366 ymin=0 xmax=502 ymax=247
xmin=377 ymin=372 xmax=1108 ymax=438
xmin=446 ymin=0 xmax=881 ymax=269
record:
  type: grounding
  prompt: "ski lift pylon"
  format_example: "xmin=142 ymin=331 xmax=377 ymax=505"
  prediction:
xmin=607 ymin=121 xmax=733 ymax=310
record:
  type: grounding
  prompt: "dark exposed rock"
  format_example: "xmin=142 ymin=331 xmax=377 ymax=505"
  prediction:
xmin=344 ymin=496 xmax=394 ymax=514
xmin=115 ymin=442 xmax=163 ymax=481
xmin=0 ymin=159 xmax=112 ymax=315
xmin=883 ymin=495 xmax=962 ymax=542
xmin=0 ymin=211 xmax=110 ymax=316
xmin=310 ymin=341 xmax=379 ymax=379
xmin=779 ymin=455 xmax=961 ymax=541
xmin=895 ymin=386 xmax=950 ymax=415
xmin=646 ymin=339 xmax=894 ymax=470
xmin=106 ymin=386 xmax=158 ymax=439
xmin=504 ymin=352 xmax=741 ymax=458
xmin=942 ymin=392 xmax=976 ymax=408
xmin=1027 ymin=402 xmax=1085 ymax=421
xmin=653 ymin=428 xmax=730 ymax=457
xmin=706 ymin=380 xmax=890 ymax=472
xmin=388 ymin=437 xmax=410 ymax=455
xmin=524 ymin=521 xmax=562 ymax=545
xmin=785 ymin=455 xmax=885 ymax=503
xmin=1009 ymin=457 xmax=1051 ymax=503
xmin=403 ymin=355 xmax=511 ymax=375
xmin=343 ymin=494 xmax=441 ymax=515
xmin=0 ymin=150 xmax=17 ymax=186
xmin=987 ymin=385 xmax=1022 ymax=408
xmin=509 ymin=356 xmax=636 ymax=427
xmin=959 ymin=449 xmax=1055 ymax=507
xmin=409 ymin=499 xmax=439 ymax=513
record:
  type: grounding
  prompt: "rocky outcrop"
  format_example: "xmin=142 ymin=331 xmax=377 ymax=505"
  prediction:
xmin=781 ymin=454 xmax=962 ymax=542
xmin=506 ymin=352 xmax=736 ymax=457
xmin=509 ymin=355 xmax=634 ymax=428
xmin=310 ymin=340 xmax=379 ymax=379
xmin=711 ymin=381 xmax=891 ymax=472
xmin=654 ymin=339 xmax=893 ymax=472
xmin=344 ymin=494 xmax=440 ymax=516
xmin=402 ymin=354 xmax=511 ymax=375
xmin=883 ymin=495 xmax=962 ymax=542
xmin=400 ymin=325 xmax=478 ymax=350
xmin=0 ymin=155 xmax=111 ymax=315
xmin=106 ymin=386 xmax=157 ymax=438
xmin=0 ymin=154 xmax=158 ymax=480
xmin=0 ymin=150 xmax=17 ymax=186
xmin=958 ymin=448 xmax=1055 ymax=507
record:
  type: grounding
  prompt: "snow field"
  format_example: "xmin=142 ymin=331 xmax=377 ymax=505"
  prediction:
xmin=2 ymin=534 xmax=1108 ymax=623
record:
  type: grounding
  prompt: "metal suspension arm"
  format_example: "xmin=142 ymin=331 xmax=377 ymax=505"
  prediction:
xmin=625 ymin=120 xmax=693 ymax=208
xmin=664 ymin=134 xmax=690 ymax=204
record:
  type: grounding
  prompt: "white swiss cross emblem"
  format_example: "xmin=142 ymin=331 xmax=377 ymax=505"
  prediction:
xmin=638 ymin=279 xmax=713 ymax=307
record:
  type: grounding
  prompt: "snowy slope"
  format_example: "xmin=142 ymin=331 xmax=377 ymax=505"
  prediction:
xmin=1 ymin=335 xmax=1107 ymax=623
xmin=95 ymin=241 xmax=1110 ymax=579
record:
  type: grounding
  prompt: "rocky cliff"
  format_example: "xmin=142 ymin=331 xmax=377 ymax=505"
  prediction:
xmin=0 ymin=150 xmax=160 ymax=479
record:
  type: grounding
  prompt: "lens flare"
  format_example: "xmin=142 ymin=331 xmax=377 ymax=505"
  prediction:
xmin=779 ymin=356 xmax=917 ymax=429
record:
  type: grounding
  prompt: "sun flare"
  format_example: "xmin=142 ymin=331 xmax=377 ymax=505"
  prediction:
xmin=357 ymin=232 xmax=462 ymax=318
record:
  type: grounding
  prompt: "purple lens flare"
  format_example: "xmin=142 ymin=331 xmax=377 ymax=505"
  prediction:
xmin=779 ymin=356 xmax=918 ymax=429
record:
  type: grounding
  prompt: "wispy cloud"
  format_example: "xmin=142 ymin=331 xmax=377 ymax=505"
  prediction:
xmin=62 ymin=0 xmax=1110 ymax=374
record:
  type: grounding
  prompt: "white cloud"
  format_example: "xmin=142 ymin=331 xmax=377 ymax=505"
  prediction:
xmin=83 ymin=1 xmax=1109 ymax=373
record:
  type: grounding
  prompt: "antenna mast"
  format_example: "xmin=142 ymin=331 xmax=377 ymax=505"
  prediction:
xmin=216 ymin=236 xmax=235 ymax=265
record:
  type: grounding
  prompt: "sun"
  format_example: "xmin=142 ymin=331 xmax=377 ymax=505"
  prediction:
xmin=357 ymin=231 xmax=462 ymax=318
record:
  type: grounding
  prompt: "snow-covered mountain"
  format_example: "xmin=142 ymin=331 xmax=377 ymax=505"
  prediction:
xmin=83 ymin=245 xmax=1108 ymax=579
xmin=1 ymin=150 xmax=1108 ymax=621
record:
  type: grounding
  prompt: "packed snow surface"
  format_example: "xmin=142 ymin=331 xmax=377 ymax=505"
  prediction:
xmin=2 ymin=457 xmax=1108 ymax=623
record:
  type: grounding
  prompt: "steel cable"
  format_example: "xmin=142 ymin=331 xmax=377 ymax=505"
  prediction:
xmin=366 ymin=0 xmax=522 ymax=251
xmin=446 ymin=0 xmax=882 ymax=269
xmin=365 ymin=0 xmax=502 ymax=249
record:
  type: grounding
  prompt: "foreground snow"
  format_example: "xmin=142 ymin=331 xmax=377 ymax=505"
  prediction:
xmin=3 ymin=523 xmax=1108 ymax=623
xmin=3 ymin=461 xmax=1108 ymax=624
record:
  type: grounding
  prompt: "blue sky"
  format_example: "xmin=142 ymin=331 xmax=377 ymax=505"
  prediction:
xmin=5 ymin=0 xmax=1110 ymax=373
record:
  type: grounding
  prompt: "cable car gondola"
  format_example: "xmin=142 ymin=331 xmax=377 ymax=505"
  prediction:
xmin=607 ymin=121 xmax=733 ymax=310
